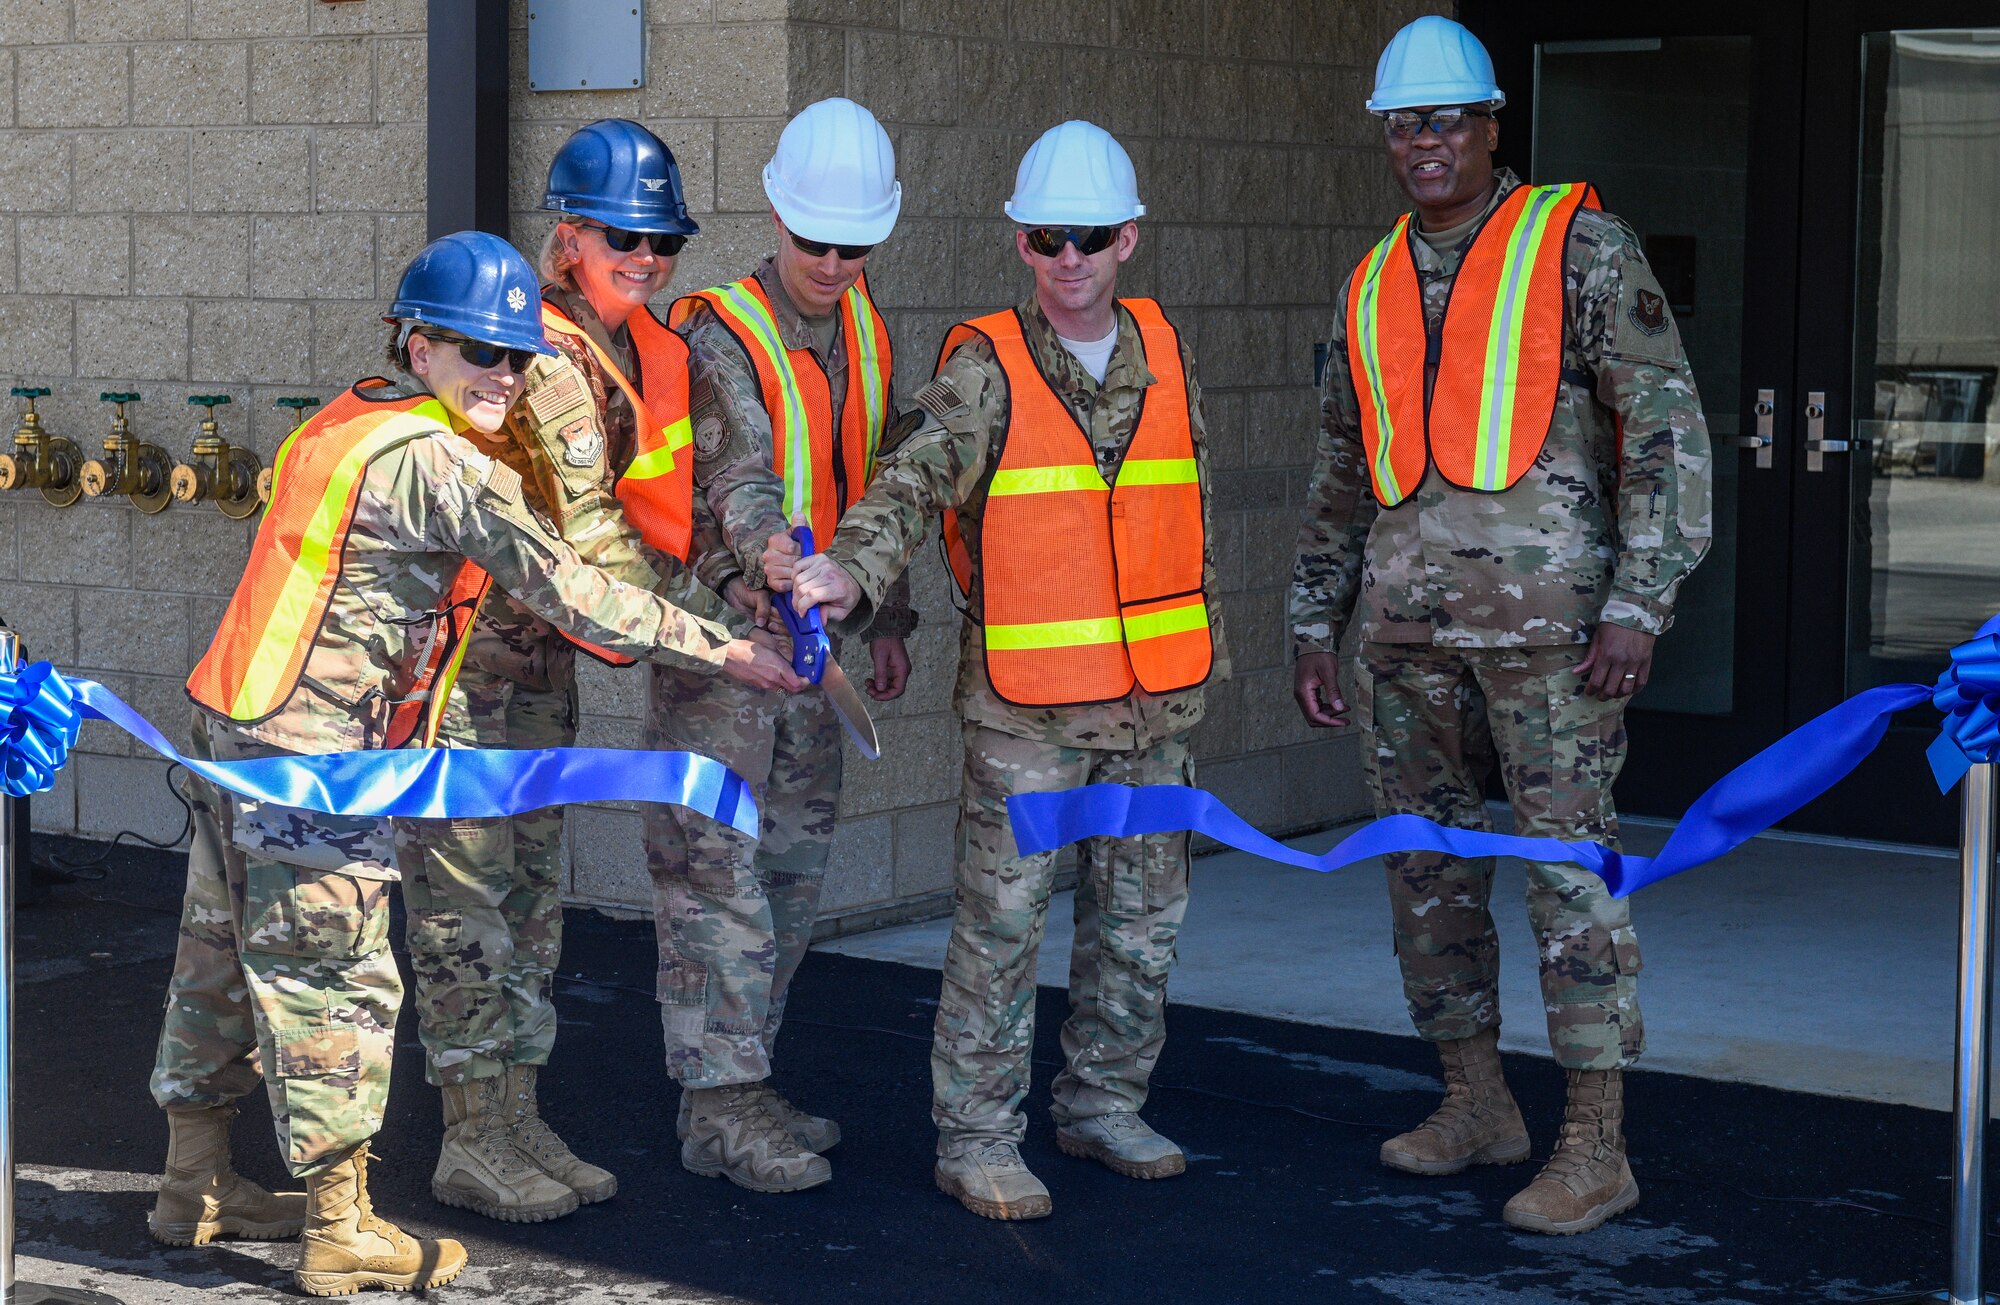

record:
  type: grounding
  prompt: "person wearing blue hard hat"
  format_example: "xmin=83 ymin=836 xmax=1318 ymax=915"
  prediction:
xmin=394 ymin=122 xmax=756 ymax=1226
xmin=149 ymin=231 xmax=799 ymax=1294
xmin=1291 ymin=15 xmax=1713 ymax=1236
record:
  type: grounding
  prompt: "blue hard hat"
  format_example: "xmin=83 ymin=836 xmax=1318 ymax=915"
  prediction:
xmin=1367 ymin=16 xmax=1506 ymax=113
xmin=544 ymin=119 xmax=700 ymax=236
xmin=385 ymin=231 xmax=554 ymax=356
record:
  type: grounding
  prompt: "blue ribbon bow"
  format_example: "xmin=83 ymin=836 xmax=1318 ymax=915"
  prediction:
xmin=1008 ymin=614 xmax=2000 ymax=898
xmin=0 ymin=661 xmax=757 ymax=835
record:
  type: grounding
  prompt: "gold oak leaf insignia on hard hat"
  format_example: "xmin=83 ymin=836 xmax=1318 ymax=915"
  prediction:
xmin=1629 ymin=289 xmax=1669 ymax=337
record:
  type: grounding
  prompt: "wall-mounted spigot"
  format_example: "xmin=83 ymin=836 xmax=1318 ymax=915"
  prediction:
xmin=170 ymin=395 xmax=263 ymax=519
xmin=80 ymin=392 xmax=174 ymax=513
xmin=0 ymin=387 xmax=86 ymax=507
xmin=259 ymin=396 xmax=321 ymax=503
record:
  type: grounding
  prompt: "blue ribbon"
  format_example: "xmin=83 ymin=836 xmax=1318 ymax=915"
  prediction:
xmin=0 ymin=662 xmax=757 ymax=835
xmin=1008 ymin=615 xmax=2000 ymax=899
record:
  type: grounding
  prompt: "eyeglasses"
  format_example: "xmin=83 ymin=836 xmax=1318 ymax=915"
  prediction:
xmin=1021 ymin=225 xmax=1119 ymax=258
xmin=1379 ymin=106 xmax=1493 ymax=140
xmin=580 ymin=222 xmax=689 ymax=257
xmin=788 ymin=231 xmax=875 ymax=261
xmin=421 ymin=333 xmax=536 ymax=374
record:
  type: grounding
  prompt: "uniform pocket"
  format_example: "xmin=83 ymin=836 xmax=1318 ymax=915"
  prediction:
xmin=242 ymin=866 xmax=388 ymax=961
xmin=404 ymin=908 xmax=465 ymax=959
xmin=273 ymin=1024 xmax=361 ymax=1080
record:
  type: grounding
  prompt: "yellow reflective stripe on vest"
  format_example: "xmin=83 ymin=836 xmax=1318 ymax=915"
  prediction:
xmin=1116 ymin=457 xmax=1198 ymax=487
xmin=1354 ymin=223 xmax=1407 ymax=503
xmin=712 ymin=281 xmax=813 ymax=522
xmin=844 ymin=284 xmax=885 ymax=482
xmin=1124 ymin=599 xmax=1208 ymax=644
xmin=989 ymin=464 xmax=1109 ymax=497
xmin=230 ymin=404 xmax=448 ymax=719
xmin=1472 ymin=184 xmax=1573 ymax=491
xmin=622 ymin=414 xmax=692 ymax=482
xmin=986 ymin=616 xmax=1125 ymax=651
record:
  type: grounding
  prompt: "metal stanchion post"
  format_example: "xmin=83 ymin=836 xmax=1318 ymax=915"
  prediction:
xmin=1870 ymin=759 xmax=2000 ymax=1305
xmin=0 ymin=630 xmax=121 ymax=1304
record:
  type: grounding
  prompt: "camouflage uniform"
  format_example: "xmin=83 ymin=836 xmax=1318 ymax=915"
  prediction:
xmin=396 ymin=287 xmax=746 ymax=1089
xmin=154 ymin=388 xmax=742 ymax=1175
xmin=1289 ymin=170 xmax=1714 ymax=1070
xmin=654 ymin=258 xmax=914 ymax=1087
xmin=820 ymin=296 xmax=1231 ymax=1153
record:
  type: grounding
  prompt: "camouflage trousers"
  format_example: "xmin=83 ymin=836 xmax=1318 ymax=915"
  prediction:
xmin=932 ymin=723 xmax=1192 ymax=1154
xmin=1355 ymin=642 xmax=1644 ymax=1070
xmin=395 ymin=666 xmax=574 ymax=1087
xmin=151 ymin=722 xmax=402 ymax=1178
xmin=645 ymin=662 xmax=841 ymax=1087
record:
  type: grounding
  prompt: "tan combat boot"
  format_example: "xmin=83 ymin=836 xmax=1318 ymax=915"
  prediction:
xmin=1055 ymin=1113 xmax=1187 ymax=1180
xmin=676 ymin=1083 xmax=841 ymax=1154
xmin=934 ymin=1140 xmax=1052 ymax=1221
xmin=680 ymin=1082 xmax=831 ymax=1193
xmin=148 ymin=1105 xmax=307 ymax=1246
xmin=432 ymin=1075 xmax=579 ymax=1222
xmin=295 ymin=1145 xmax=467 ymax=1297
xmin=504 ymin=1064 xmax=617 ymax=1203
xmin=1380 ymin=1027 xmax=1531 ymax=1175
xmin=1503 ymin=1068 xmax=1640 ymax=1235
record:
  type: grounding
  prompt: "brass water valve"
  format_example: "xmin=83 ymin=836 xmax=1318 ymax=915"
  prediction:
xmin=80 ymin=392 xmax=174 ymax=513
xmin=257 ymin=395 xmax=321 ymax=503
xmin=0 ymin=387 xmax=85 ymax=506
xmin=170 ymin=395 xmax=263 ymax=519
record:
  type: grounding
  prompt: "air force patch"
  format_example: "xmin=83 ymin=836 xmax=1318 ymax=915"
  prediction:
xmin=1628 ymin=288 xmax=1669 ymax=337
xmin=558 ymin=417 xmax=603 ymax=467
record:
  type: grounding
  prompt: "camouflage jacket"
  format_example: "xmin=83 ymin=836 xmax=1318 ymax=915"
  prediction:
xmin=678 ymin=257 xmax=916 ymax=642
xmin=462 ymin=285 xmax=746 ymax=698
xmin=1290 ymin=169 xmax=1713 ymax=653
xmin=207 ymin=385 xmax=738 ymax=755
xmin=824 ymin=295 xmax=1231 ymax=751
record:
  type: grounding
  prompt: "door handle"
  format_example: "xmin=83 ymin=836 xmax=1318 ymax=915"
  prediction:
xmin=1732 ymin=388 xmax=1775 ymax=469
xmin=1805 ymin=390 xmax=1849 ymax=472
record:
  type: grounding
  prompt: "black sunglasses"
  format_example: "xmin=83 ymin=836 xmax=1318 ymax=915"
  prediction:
xmin=422 ymin=333 xmax=536 ymax=374
xmin=581 ymin=222 xmax=689 ymax=257
xmin=788 ymin=231 xmax=875 ymax=261
xmin=1021 ymin=225 xmax=1119 ymax=258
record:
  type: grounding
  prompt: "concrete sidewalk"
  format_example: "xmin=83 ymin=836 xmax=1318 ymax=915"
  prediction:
xmin=821 ymin=817 xmax=1967 ymax=1110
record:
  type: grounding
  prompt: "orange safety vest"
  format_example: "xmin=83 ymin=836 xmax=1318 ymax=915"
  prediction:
xmin=187 ymin=381 xmax=490 ymax=749
xmin=938 ymin=300 xmax=1212 ymax=707
xmin=667 ymin=273 xmax=893 ymax=543
xmin=1345 ymin=182 xmax=1599 ymax=508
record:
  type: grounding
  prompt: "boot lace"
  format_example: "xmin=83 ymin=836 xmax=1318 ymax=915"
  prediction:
xmin=970 ymin=1141 xmax=1027 ymax=1175
xmin=716 ymin=1085 xmax=800 ymax=1151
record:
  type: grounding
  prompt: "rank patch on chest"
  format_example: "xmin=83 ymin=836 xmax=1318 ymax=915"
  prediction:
xmin=525 ymin=370 xmax=590 ymax=426
xmin=1628 ymin=289 xmax=1669 ymax=337
xmin=557 ymin=416 xmax=604 ymax=467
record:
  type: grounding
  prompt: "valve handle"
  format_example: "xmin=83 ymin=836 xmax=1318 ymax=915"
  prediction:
xmin=10 ymin=387 xmax=50 ymax=400
xmin=275 ymin=396 xmax=320 ymax=411
xmin=100 ymin=392 xmax=142 ymax=405
xmin=188 ymin=394 xmax=232 ymax=408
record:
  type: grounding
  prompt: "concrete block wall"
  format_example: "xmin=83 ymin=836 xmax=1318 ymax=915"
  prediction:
xmin=0 ymin=0 xmax=429 ymax=844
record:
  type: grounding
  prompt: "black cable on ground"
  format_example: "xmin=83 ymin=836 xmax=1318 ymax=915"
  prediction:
xmin=40 ymin=764 xmax=194 ymax=881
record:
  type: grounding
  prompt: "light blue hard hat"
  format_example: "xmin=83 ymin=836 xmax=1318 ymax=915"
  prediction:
xmin=1367 ymin=16 xmax=1505 ymax=113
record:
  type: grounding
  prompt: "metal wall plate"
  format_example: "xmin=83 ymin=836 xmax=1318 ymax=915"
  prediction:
xmin=528 ymin=0 xmax=644 ymax=92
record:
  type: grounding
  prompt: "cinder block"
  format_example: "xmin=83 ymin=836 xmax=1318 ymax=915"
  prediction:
xmin=252 ymin=215 xmax=374 ymax=299
xmin=375 ymin=212 xmax=427 ymax=298
xmin=0 ymin=504 xmax=14 ymax=580
xmin=785 ymin=23 xmax=845 ymax=111
xmin=18 ymin=498 xmax=130 ymax=588
xmin=193 ymin=0 xmax=308 ymax=38
xmin=191 ymin=300 xmax=310 ymax=385
xmin=1209 ymin=506 xmax=1244 ymax=592
xmin=508 ymin=120 xmax=577 ymax=210
xmin=1246 ymin=225 xmax=1333 ymax=309
xmin=251 ymin=38 xmax=373 ymax=124
xmin=715 ymin=119 xmax=785 ymax=214
xmin=1201 ymin=145 xmax=1290 ymax=226
xmin=961 ymin=41 xmax=1071 ymax=133
xmin=896 ymin=129 xmax=1019 ymax=220
xmin=567 ymin=805 xmax=649 ymax=910
xmin=849 ymin=33 xmax=959 ymax=128
xmin=1240 ymin=664 xmax=1322 ymax=752
xmin=0 ymin=297 xmax=72 ymax=377
xmin=1281 ymin=731 xmax=1368 ymax=831
xmin=666 ymin=214 xmax=772 ymax=294
xmin=1246 ymin=386 xmax=1318 ymax=471
xmin=951 ymin=218 xmax=1023 ymax=310
xmin=1211 ymin=467 xmax=1289 ymax=517
xmin=74 ymin=132 xmax=192 ymax=214
xmin=838 ymin=711 xmax=959 ymax=816
xmin=195 ymin=129 xmax=309 ymax=213
xmin=1241 ymin=506 xmax=1299 ymax=591
xmin=18 ymin=44 xmax=126 ymax=128
xmin=1128 ymin=138 xmax=1197 ymax=223
xmin=76 ymin=0 xmax=186 ymax=40
xmin=76 ymin=300 xmax=190 ymax=382
xmin=132 ymin=509 xmax=258 ymax=598
xmin=29 ymin=762 xmax=78 ymax=834
xmin=645 ymin=24 xmax=788 ymax=120
xmin=135 ymin=216 xmax=251 ymax=298
xmin=188 ymin=596 xmax=228 ymax=664
xmin=0 ymin=56 xmax=15 ymax=131
xmin=1061 ymin=49 xmax=1160 ymax=139
xmin=1214 ymin=0 xmax=1293 ymax=61
xmin=651 ymin=0 xmax=715 ymax=22
xmin=574 ymin=655 xmax=647 ymax=722
xmin=821 ymin=812 xmax=893 ymax=913
xmin=1013 ymin=0 xmax=1108 ymax=45
xmin=77 ymin=752 xmax=188 ymax=844
xmin=0 ymin=0 xmax=71 ymax=46
xmin=864 ymin=219 xmax=954 ymax=310
xmin=0 ymin=136 xmax=73 ymax=213
xmin=77 ymin=587 xmax=189 ymax=675
xmin=316 ymin=125 xmax=425 ymax=212
xmin=1191 ymin=672 xmax=1243 ymax=759
xmin=76 ymin=669 xmax=187 ymax=758
xmin=310 ymin=0 xmax=426 ymax=34
xmin=0 ymin=581 xmax=78 ymax=663
xmin=892 ymin=800 xmax=955 ymax=898
xmin=19 ymin=216 xmax=129 ymax=296
xmin=311 ymin=298 xmax=393 ymax=387
xmin=789 ymin=0 xmax=896 ymax=24
xmin=1196 ymin=749 xmax=1284 ymax=831
xmin=133 ymin=42 xmax=248 ymax=126
xmin=375 ymin=37 xmax=426 ymax=122
xmin=1222 ymin=588 xmax=1285 ymax=673
xmin=903 ymin=0 xmax=1005 ymax=37
xmin=1296 ymin=0 xmax=1375 ymax=66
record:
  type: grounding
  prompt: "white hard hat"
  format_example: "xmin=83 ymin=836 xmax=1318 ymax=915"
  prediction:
xmin=763 ymin=97 xmax=902 ymax=246
xmin=1004 ymin=121 xmax=1145 ymax=227
xmin=1367 ymin=16 xmax=1505 ymax=112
